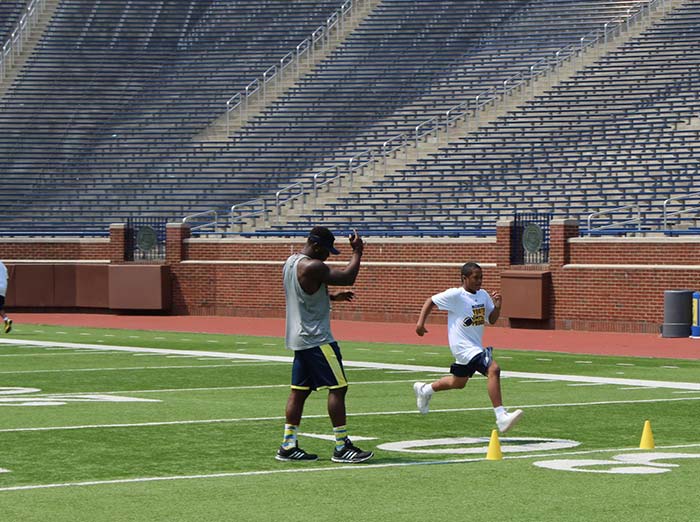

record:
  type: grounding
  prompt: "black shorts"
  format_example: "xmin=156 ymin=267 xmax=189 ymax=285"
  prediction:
xmin=450 ymin=347 xmax=494 ymax=378
xmin=291 ymin=342 xmax=348 ymax=391
xmin=0 ymin=295 xmax=4 ymax=308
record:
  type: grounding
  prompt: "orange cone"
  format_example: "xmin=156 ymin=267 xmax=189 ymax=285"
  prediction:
xmin=486 ymin=429 xmax=503 ymax=460
xmin=640 ymin=420 xmax=655 ymax=449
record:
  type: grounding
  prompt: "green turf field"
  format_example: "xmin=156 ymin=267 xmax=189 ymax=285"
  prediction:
xmin=1 ymin=324 xmax=699 ymax=521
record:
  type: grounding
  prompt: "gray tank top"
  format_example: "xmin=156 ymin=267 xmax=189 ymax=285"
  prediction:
xmin=283 ymin=253 xmax=335 ymax=350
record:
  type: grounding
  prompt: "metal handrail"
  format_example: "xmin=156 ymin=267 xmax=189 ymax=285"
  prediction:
xmin=415 ymin=116 xmax=440 ymax=147
xmin=586 ymin=204 xmax=641 ymax=234
xmin=382 ymin=133 xmax=407 ymax=175
xmin=663 ymin=192 xmax=700 ymax=229
xmin=0 ymin=0 xmax=47 ymax=82
xmin=230 ymin=199 xmax=267 ymax=231
xmin=275 ymin=182 xmax=305 ymax=222
xmin=183 ymin=209 xmax=218 ymax=232
xmin=348 ymin=149 xmax=374 ymax=185
xmin=313 ymin=165 xmax=341 ymax=198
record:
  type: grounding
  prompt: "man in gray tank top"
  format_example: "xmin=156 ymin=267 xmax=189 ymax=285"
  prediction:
xmin=276 ymin=226 xmax=374 ymax=464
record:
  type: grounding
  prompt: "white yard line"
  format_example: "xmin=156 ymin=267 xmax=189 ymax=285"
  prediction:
xmin=1 ymin=396 xmax=699 ymax=434
xmin=1 ymin=338 xmax=699 ymax=391
xmin=1 ymin=443 xmax=698 ymax=493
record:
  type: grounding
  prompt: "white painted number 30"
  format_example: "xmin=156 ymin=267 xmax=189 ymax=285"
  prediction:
xmin=534 ymin=452 xmax=700 ymax=474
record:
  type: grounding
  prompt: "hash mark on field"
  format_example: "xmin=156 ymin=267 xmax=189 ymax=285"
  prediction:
xmin=235 ymin=342 xmax=248 ymax=345
xmin=154 ymin=337 xmax=166 ymax=340
xmin=616 ymin=363 xmax=635 ymax=367
xmin=661 ymin=365 xmax=680 ymax=369
xmin=575 ymin=361 xmax=593 ymax=364
xmin=206 ymin=340 xmax=220 ymax=344
xmin=499 ymin=356 xmax=512 ymax=359
xmin=426 ymin=352 xmax=441 ymax=355
xmin=536 ymin=358 xmax=552 ymax=362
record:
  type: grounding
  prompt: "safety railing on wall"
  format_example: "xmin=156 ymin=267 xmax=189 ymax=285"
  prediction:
xmin=586 ymin=204 xmax=642 ymax=235
xmin=0 ymin=0 xmax=47 ymax=82
xmin=211 ymin=0 xmax=668 ymax=232
xmin=182 ymin=209 xmax=219 ymax=233
xmin=663 ymin=192 xmax=700 ymax=231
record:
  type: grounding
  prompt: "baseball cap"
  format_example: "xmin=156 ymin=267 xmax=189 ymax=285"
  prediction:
xmin=308 ymin=226 xmax=340 ymax=255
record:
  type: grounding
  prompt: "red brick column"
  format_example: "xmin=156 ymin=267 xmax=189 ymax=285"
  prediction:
xmin=496 ymin=218 xmax=513 ymax=271
xmin=166 ymin=223 xmax=190 ymax=264
xmin=549 ymin=218 xmax=579 ymax=268
xmin=109 ymin=223 xmax=127 ymax=263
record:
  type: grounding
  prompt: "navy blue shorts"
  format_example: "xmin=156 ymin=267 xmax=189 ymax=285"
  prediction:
xmin=450 ymin=347 xmax=494 ymax=378
xmin=291 ymin=342 xmax=348 ymax=391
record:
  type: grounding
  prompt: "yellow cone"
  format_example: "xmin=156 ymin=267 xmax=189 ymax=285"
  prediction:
xmin=486 ymin=429 xmax=503 ymax=460
xmin=640 ymin=420 xmax=655 ymax=449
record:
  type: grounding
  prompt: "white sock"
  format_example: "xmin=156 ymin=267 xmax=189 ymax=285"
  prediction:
xmin=422 ymin=383 xmax=434 ymax=396
xmin=494 ymin=406 xmax=506 ymax=419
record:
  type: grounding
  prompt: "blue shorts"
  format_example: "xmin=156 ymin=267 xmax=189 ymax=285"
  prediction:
xmin=450 ymin=347 xmax=494 ymax=378
xmin=291 ymin=342 xmax=348 ymax=391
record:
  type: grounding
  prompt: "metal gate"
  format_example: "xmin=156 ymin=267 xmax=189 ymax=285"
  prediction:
xmin=511 ymin=212 xmax=551 ymax=265
xmin=126 ymin=218 xmax=167 ymax=262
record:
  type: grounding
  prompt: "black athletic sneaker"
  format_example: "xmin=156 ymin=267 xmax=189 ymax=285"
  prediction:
xmin=331 ymin=438 xmax=374 ymax=463
xmin=275 ymin=444 xmax=318 ymax=462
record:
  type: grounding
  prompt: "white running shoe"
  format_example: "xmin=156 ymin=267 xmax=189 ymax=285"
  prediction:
xmin=496 ymin=409 xmax=523 ymax=433
xmin=413 ymin=382 xmax=431 ymax=414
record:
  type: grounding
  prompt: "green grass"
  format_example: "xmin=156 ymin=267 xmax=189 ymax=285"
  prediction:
xmin=0 ymin=323 xmax=699 ymax=521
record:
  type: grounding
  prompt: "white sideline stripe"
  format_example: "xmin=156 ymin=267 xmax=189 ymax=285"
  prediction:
xmin=1 ymin=338 xmax=699 ymax=390
xmin=1 ymin=443 xmax=698 ymax=493
xmin=1 ymin=396 xmax=699 ymax=434
xmin=3 ymin=379 xmax=421 ymax=398
xmin=0 ymin=363 xmax=284 ymax=375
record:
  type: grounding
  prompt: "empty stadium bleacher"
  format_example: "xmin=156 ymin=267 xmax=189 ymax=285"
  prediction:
xmin=0 ymin=0 xmax=697 ymax=237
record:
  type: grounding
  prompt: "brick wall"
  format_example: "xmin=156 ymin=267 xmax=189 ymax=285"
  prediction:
xmin=1 ymin=221 xmax=698 ymax=333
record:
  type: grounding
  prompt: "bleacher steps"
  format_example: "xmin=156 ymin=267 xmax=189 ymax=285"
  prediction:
xmin=267 ymin=0 xmax=687 ymax=230
xmin=194 ymin=0 xmax=383 ymax=143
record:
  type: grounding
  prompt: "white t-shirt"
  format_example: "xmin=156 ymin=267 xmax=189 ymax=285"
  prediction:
xmin=431 ymin=287 xmax=495 ymax=365
xmin=0 ymin=261 xmax=7 ymax=297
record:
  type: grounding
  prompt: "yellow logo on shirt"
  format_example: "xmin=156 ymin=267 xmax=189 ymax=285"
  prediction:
xmin=462 ymin=304 xmax=485 ymax=327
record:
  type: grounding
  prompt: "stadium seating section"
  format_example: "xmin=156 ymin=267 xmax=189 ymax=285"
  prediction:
xmin=0 ymin=0 xmax=697 ymax=237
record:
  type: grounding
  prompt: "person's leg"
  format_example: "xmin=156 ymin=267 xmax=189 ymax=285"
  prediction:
xmin=0 ymin=298 xmax=10 ymax=334
xmin=485 ymin=361 xmax=503 ymax=408
xmin=286 ymin=388 xmax=312 ymax=426
xmin=414 ymin=371 xmax=469 ymax=414
xmin=431 ymin=374 xmax=469 ymax=392
xmin=327 ymin=386 xmax=347 ymax=427
xmin=484 ymin=356 xmax=523 ymax=433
